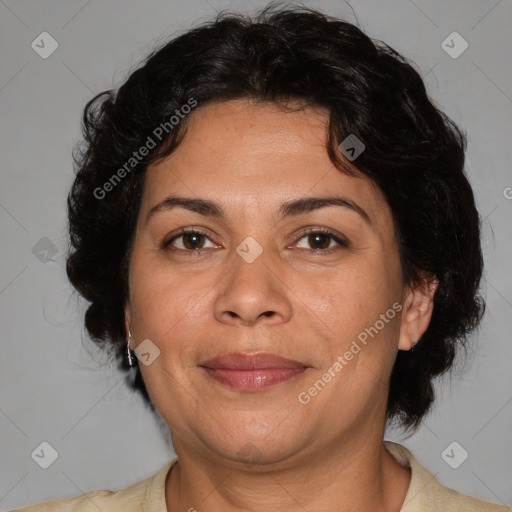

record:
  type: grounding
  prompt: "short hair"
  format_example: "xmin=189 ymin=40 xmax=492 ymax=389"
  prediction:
xmin=66 ymin=4 xmax=484 ymax=431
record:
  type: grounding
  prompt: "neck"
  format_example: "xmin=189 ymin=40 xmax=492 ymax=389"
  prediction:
xmin=164 ymin=432 xmax=411 ymax=512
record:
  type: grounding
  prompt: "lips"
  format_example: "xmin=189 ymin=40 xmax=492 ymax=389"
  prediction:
xmin=200 ymin=352 xmax=308 ymax=391
xmin=201 ymin=352 xmax=306 ymax=370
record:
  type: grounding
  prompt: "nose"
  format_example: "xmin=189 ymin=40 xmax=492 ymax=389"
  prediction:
xmin=213 ymin=247 xmax=292 ymax=327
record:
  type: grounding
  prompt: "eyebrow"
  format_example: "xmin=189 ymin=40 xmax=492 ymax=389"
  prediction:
xmin=145 ymin=195 xmax=372 ymax=226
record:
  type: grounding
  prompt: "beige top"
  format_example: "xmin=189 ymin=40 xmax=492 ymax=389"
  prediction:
xmin=11 ymin=441 xmax=510 ymax=511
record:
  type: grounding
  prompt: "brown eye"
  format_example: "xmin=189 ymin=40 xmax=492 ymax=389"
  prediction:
xmin=164 ymin=229 xmax=218 ymax=252
xmin=295 ymin=229 xmax=348 ymax=252
xmin=182 ymin=233 xmax=206 ymax=250
xmin=307 ymin=233 xmax=331 ymax=249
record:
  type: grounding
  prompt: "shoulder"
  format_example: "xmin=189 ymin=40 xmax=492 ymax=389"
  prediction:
xmin=383 ymin=441 xmax=510 ymax=512
xmin=10 ymin=489 xmax=117 ymax=512
xmin=422 ymin=484 xmax=512 ymax=511
xmin=9 ymin=458 xmax=177 ymax=512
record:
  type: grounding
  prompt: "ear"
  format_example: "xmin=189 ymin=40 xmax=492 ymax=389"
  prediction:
xmin=398 ymin=274 xmax=438 ymax=351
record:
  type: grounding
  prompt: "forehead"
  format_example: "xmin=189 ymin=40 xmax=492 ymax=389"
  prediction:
xmin=151 ymin=99 xmax=334 ymax=184
xmin=140 ymin=99 xmax=391 ymax=229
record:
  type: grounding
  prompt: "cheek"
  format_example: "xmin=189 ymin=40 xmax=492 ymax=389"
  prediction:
xmin=309 ymin=254 xmax=401 ymax=331
xmin=128 ymin=252 xmax=210 ymax=340
xmin=300 ymin=259 xmax=402 ymax=413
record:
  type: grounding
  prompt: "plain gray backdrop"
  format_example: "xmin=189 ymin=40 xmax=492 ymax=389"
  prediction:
xmin=1 ymin=0 xmax=511 ymax=509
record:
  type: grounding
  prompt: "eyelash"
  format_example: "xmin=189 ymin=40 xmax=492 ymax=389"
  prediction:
xmin=162 ymin=227 xmax=349 ymax=256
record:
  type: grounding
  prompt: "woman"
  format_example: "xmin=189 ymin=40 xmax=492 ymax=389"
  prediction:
xmin=12 ymin=4 xmax=509 ymax=511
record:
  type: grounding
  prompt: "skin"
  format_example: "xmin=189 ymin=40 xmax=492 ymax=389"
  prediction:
xmin=124 ymin=98 xmax=438 ymax=512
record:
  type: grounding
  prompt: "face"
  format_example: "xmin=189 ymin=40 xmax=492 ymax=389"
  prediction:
xmin=125 ymin=99 xmax=424 ymax=467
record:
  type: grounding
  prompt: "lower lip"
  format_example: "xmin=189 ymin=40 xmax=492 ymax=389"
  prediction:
xmin=203 ymin=367 xmax=307 ymax=390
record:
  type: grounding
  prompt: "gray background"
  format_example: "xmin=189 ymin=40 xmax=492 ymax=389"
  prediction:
xmin=1 ymin=0 xmax=511 ymax=509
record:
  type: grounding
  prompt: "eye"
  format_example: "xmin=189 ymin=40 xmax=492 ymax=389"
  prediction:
xmin=163 ymin=227 xmax=348 ymax=254
xmin=163 ymin=228 xmax=219 ymax=252
xmin=294 ymin=229 xmax=348 ymax=252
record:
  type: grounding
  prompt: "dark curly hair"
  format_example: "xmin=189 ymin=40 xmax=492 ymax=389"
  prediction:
xmin=66 ymin=3 xmax=484 ymax=431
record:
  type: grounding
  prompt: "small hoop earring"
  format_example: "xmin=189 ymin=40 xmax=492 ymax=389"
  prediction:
xmin=127 ymin=329 xmax=136 ymax=367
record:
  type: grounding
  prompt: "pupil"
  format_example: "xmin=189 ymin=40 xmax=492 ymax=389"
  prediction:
xmin=309 ymin=233 xmax=329 ymax=249
xmin=185 ymin=233 xmax=203 ymax=249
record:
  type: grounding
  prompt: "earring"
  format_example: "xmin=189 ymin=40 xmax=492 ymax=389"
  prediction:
xmin=411 ymin=339 xmax=418 ymax=352
xmin=127 ymin=329 xmax=135 ymax=367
